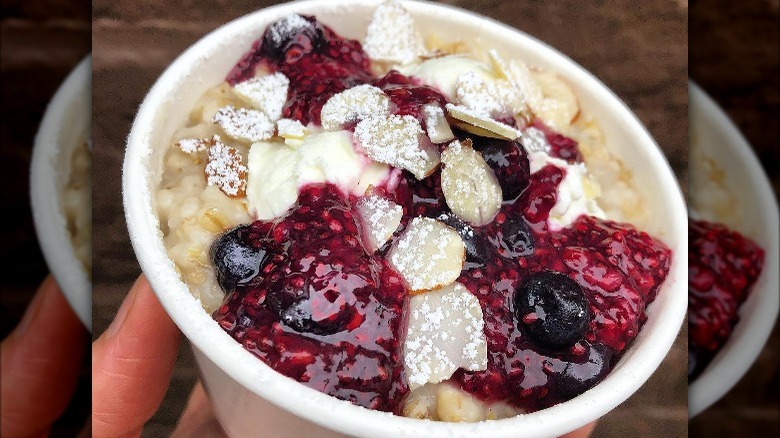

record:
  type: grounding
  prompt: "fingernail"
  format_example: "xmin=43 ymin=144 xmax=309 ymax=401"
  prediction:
xmin=13 ymin=283 xmax=49 ymax=339
xmin=105 ymin=286 xmax=139 ymax=339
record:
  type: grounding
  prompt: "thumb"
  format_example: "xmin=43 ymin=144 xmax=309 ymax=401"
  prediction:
xmin=91 ymin=275 xmax=181 ymax=437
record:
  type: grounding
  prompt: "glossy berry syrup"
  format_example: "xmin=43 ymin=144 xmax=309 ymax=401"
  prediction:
xmin=213 ymin=185 xmax=409 ymax=411
xmin=214 ymin=15 xmax=672 ymax=415
xmin=688 ymin=219 xmax=764 ymax=380
xmin=437 ymin=164 xmax=672 ymax=411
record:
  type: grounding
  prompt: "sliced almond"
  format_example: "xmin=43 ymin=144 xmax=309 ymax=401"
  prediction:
xmin=403 ymin=282 xmax=487 ymax=390
xmin=354 ymin=114 xmax=440 ymax=179
xmin=356 ymin=194 xmax=403 ymax=252
xmin=446 ymin=103 xmax=521 ymax=140
xmin=320 ymin=84 xmax=391 ymax=130
xmin=363 ymin=0 xmax=426 ymax=65
xmin=213 ymin=105 xmax=275 ymax=143
xmin=531 ymin=70 xmax=580 ymax=132
xmin=455 ymin=72 xmax=524 ymax=119
xmin=440 ymin=139 xmax=503 ymax=226
xmin=232 ymin=72 xmax=289 ymax=122
xmin=276 ymin=118 xmax=307 ymax=140
xmin=421 ymin=102 xmax=454 ymax=143
xmin=440 ymin=140 xmax=503 ymax=225
xmin=204 ymin=138 xmax=247 ymax=198
xmin=488 ymin=50 xmax=540 ymax=115
xmin=387 ymin=217 xmax=464 ymax=292
xmin=489 ymin=50 xmax=579 ymax=132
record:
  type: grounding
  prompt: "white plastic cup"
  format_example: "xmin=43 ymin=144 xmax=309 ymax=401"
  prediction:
xmin=687 ymin=82 xmax=779 ymax=417
xmin=30 ymin=55 xmax=92 ymax=332
xmin=123 ymin=2 xmax=688 ymax=436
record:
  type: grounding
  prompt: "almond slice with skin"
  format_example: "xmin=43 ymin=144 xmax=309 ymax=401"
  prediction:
xmin=356 ymin=194 xmax=403 ymax=252
xmin=403 ymin=282 xmax=487 ymax=390
xmin=446 ymin=103 xmax=521 ymax=140
xmin=320 ymin=84 xmax=391 ymax=130
xmin=440 ymin=139 xmax=503 ymax=226
xmin=388 ymin=217 xmax=465 ymax=292
xmin=354 ymin=114 xmax=440 ymax=180
xmin=531 ymin=71 xmax=580 ymax=132
xmin=204 ymin=137 xmax=247 ymax=198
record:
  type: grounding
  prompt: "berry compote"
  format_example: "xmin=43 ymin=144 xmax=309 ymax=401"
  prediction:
xmin=211 ymin=14 xmax=673 ymax=416
xmin=688 ymin=219 xmax=764 ymax=380
xmin=213 ymin=185 xmax=409 ymax=411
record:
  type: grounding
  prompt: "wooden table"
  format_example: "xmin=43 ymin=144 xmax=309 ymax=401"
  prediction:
xmin=91 ymin=1 xmax=689 ymax=436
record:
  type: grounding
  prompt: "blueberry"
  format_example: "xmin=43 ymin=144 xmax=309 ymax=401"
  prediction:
xmin=557 ymin=343 xmax=612 ymax=398
xmin=514 ymin=271 xmax=590 ymax=350
xmin=211 ymin=225 xmax=269 ymax=293
xmin=266 ymin=274 xmax=355 ymax=336
xmin=471 ymin=137 xmax=530 ymax=201
xmin=491 ymin=216 xmax=534 ymax=258
xmin=261 ymin=14 xmax=326 ymax=62
xmin=437 ymin=212 xmax=493 ymax=268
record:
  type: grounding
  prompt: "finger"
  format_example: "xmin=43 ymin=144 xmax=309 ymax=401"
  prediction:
xmin=171 ymin=382 xmax=225 ymax=438
xmin=1 ymin=275 xmax=87 ymax=438
xmin=91 ymin=275 xmax=181 ymax=437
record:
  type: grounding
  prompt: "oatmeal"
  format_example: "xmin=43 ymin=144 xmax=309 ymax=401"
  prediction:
xmin=155 ymin=0 xmax=671 ymax=420
xmin=62 ymin=139 xmax=91 ymax=275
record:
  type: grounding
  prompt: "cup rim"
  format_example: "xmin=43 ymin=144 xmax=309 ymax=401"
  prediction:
xmin=687 ymin=81 xmax=780 ymax=417
xmin=30 ymin=55 xmax=92 ymax=332
xmin=123 ymin=1 xmax=688 ymax=436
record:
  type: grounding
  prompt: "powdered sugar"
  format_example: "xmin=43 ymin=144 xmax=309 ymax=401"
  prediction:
xmin=320 ymin=84 xmax=391 ymax=130
xmin=232 ymin=72 xmax=290 ymax=122
xmin=267 ymin=13 xmax=312 ymax=46
xmin=176 ymin=137 xmax=210 ymax=153
xmin=213 ymin=105 xmax=275 ymax=143
xmin=204 ymin=138 xmax=247 ymax=197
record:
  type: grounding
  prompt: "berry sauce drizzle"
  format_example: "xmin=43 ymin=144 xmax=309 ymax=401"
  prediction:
xmin=213 ymin=16 xmax=672 ymax=414
xmin=687 ymin=219 xmax=764 ymax=380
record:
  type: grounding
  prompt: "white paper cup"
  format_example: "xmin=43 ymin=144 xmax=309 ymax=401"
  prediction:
xmin=687 ymin=81 xmax=779 ymax=417
xmin=123 ymin=2 xmax=687 ymax=436
xmin=30 ymin=55 xmax=92 ymax=332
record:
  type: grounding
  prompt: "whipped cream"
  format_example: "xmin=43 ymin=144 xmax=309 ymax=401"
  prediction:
xmin=246 ymin=130 xmax=390 ymax=220
xmin=528 ymin=150 xmax=604 ymax=230
xmin=401 ymin=55 xmax=496 ymax=101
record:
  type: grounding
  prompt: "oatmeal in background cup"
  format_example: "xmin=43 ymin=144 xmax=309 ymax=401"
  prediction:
xmin=123 ymin=1 xmax=687 ymax=437
xmin=31 ymin=55 xmax=92 ymax=332
xmin=687 ymin=82 xmax=779 ymax=417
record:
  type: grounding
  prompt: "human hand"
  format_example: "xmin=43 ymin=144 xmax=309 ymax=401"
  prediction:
xmin=91 ymin=274 xmax=225 ymax=437
xmin=1 ymin=276 xmax=88 ymax=437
